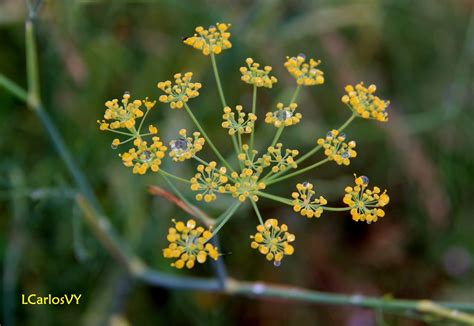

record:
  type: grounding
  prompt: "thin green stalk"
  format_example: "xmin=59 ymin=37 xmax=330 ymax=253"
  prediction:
xmin=184 ymin=103 xmax=233 ymax=171
xmin=290 ymin=84 xmax=301 ymax=103
xmin=0 ymin=74 xmax=28 ymax=102
xmin=256 ymin=191 xmax=293 ymax=206
xmin=323 ymin=207 xmax=351 ymax=212
xmin=250 ymin=85 xmax=257 ymax=151
xmin=270 ymin=127 xmax=284 ymax=147
xmin=137 ymin=107 xmax=151 ymax=133
xmin=160 ymin=169 xmax=190 ymax=184
xmin=209 ymin=201 xmax=241 ymax=238
xmin=26 ymin=20 xmax=40 ymax=108
xmin=211 ymin=53 xmax=227 ymax=108
xmin=266 ymin=158 xmax=329 ymax=185
xmin=250 ymin=200 xmax=264 ymax=225
xmin=338 ymin=112 xmax=357 ymax=133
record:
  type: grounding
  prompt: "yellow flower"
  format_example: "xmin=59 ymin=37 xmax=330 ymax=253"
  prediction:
xmin=222 ymin=105 xmax=257 ymax=135
xmin=238 ymin=144 xmax=264 ymax=174
xmin=183 ymin=23 xmax=232 ymax=55
xmin=169 ymin=129 xmax=205 ymax=162
xmin=250 ymin=218 xmax=295 ymax=266
xmin=343 ymin=175 xmax=390 ymax=223
xmin=119 ymin=137 xmax=167 ymax=175
xmin=157 ymin=72 xmax=201 ymax=109
xmin=98 ymin=92 xmax=145 ymax=131
xmin=226 ymin=169 xmax=266 ymax=202
xmin=240 ymin=58 xmax=278 ymax=88
xmin=258 ymin=143 xmax=298 ymax=173
xmin=163 ymin=219 xmax=219 ymax=269
xmin=284 ymin=54 xmax=324 ymax=86
xmin=341 ymin=83 xmax=389 ymax=122
xmin=291 ymin=182 xmax=327 ymax=218
xmin=190 ymin=161 xmax=228 ymax=202
xmin=265 ymin=102 xmax=301 ymax=128
xmin=317 ymin=130 xmax=357 ymax=166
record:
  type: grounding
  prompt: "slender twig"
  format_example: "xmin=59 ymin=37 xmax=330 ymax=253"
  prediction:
xmin=0 ymin=74 xmax=28 ymax=102
xmin=209 ymin=201 xmax=241 ymax=237
xmin=210 ymin=53 xmax=227 ymax=108
xmin=250 ymin=200 xmax=264 ymax=225
xmin=160 ymin=169 xmax=190 ymax=184
xmin=270 ymin=127 xmax=284 ymax=147
xmin=256 ymin=191 xmax=293 ymax=206
xmin=3 ymin=169 xmax=28 ymax=326
xmin=249 ymin=85 xmax=257 ymax=151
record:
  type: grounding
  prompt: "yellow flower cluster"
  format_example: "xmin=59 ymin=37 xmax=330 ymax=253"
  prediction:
xmin=221 ymin=105 xmax=257 ymax=135
xmin=190 ymin=162 xmax=228 ymax=202
xmin=343 ymin=175 xmax=390 ymax=223
xmin=98 ymin=93 xmax=156 ymax=132
xmin=265 ymin=102 xmax=301 ymax=128
xmin=157 ymin=72 xmax=201 ymax=109
xmin=163 ymin=219 xmax=219 ymax=269
xmin=250 ymin=219 xmax=295 ymax=266
xmin=237 ymin=145 xmax=265 ymax=174
xmin=240 ymin=58 xmax=278 ymax=88
xmin=317 ymin=130 xmax=357 ymax=166
xmin=258 ymin=143 xmax=298 ymax=173
xmin=119 ymin=137 xmax=167 ymax=174
xmin=284 ymin=54 xmax=324 ymax=86
xmin=169 ymin=129 xmax=205 ymax=162
xmin=292 ymin=182 xmax=327 ymax=218
xmin=342 ymin=83 xmax=389 ymax=122
xmin=183 ymin=23 xmax=232 ymax=55
xmin=227 ymin=169 xmax=266 ymax=202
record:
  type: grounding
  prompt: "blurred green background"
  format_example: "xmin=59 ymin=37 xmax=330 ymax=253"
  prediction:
xmin=1 ymin=0 xmax=473 ymax=325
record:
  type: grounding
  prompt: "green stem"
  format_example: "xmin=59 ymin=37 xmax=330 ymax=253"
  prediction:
xmin=250 ymin=85 xmax=257 ymax=151
xmin=137 ymin=107 xmax=151 ymax=133
xmin=271 ymin=127 xmax=284 ymax=147
xmin=338 ymin=112 xmax=357 ymax=133
xmin=290 ymin=84 xmax=302 ymax=103
xmin=0 ymin=74 xmax=28 ymax=102
xmin=160 ymin=169 xmax=190 ymax=184
xmin=184 ymin=103 xmax=233 ymax=172
xmin=26 ymin=20 xmax=41 ymax=108
xmin=256 ymin=191 xmax=293 ymax=206
xmin=323 ymin=207 xmax=352 ymax=212
xmin=266 ymin=158 xmax=329 ymax=185
xmin=250 ymin=200 xmax=264 ymax=225
xmin=209 ymin=201 xmax=241 ymax=238
xmin=211 ymin=53 xmax=227 ymax=108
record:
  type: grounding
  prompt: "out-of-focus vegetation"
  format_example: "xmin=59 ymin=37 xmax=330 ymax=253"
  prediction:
xmin=1 ymin=0 xmax=473 ymax=325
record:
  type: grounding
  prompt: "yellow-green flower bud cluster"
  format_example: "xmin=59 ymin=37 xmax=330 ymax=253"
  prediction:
xmin=317 ymin=130 xmax=357 ymax=166
xmin=222 ymin=105 xmax=257 ymax=135
xmin=240 ymin=58 xmax=277 ymax=88
xmin=157 ymin=72 xmax=202 ymax=109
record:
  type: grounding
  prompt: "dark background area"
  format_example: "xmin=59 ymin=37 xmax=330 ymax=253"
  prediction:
xmin=0 ymin=0 xmax=473 ymax=325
